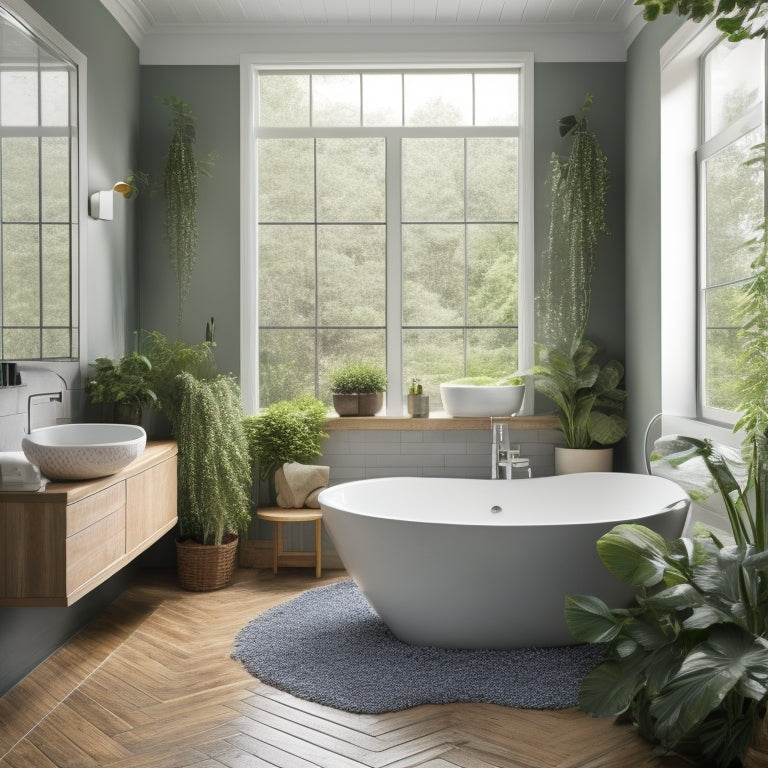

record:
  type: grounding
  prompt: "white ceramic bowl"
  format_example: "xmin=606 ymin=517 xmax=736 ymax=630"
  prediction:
xmin=22 ymin=423 xmax=147 ymax=481
xmin=439 ymin=383 xmax=525 ymax=417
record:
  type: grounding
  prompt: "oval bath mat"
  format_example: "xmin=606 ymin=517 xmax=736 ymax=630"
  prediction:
xmin=231 ymin=580 xmax=603 ymax=714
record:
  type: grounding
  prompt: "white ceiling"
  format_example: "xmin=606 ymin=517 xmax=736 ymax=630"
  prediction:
xmin=104 ymin=0 xmax=640 ymax=28
xmin=101 ymin=0 xmax=646 ymax=63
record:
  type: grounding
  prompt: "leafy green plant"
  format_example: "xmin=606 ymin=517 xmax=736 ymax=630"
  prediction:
xmin=538 ymin=94 xmax=609 ymax=356
xmin=329 ymin=361 xmax=387 ymax=394
xmin=173 ymin=372 xmax=251 ymax=545
xmin=242 ymin=395 xmax=328 ymax=484
xmin=636 ymin=0 xmax=768 ymax=42
xmin=85 ymin=352 xmax=157 ymax=409
xmin=527 ymin=339 xmax=626 ymax=448
xmin=138 ymin=328 xmax=217 ymax=415
xmin=160 ymin=95 xmax=217 ymax=331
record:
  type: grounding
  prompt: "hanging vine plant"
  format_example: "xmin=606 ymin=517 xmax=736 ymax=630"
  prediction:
xmin=538 ymin=94 xmax=609 ymax=356
xmin=636 ymin=0 xmax=768 ymax=41
xmin=161 ymin=95 xmax=217 ymax=332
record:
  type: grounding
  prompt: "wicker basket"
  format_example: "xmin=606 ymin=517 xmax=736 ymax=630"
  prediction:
xmin=176 ymin=534 xmax=239 ymax=592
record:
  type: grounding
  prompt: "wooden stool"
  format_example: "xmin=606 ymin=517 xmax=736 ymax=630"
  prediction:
xmin=256 ymin=507 xmax=323 ymax=578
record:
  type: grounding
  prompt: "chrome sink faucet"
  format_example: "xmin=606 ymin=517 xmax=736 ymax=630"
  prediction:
xmin=490 ymin=418 xmax=531 ymax=479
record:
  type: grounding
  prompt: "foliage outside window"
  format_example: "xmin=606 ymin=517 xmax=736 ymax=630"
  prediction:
xmin=255 ymin=68 xmax=522 ymax=411
xmin=0 ymin=9 xmax=78 ymax=361
xmin=698 ymin=36 xmax=765 ymax=418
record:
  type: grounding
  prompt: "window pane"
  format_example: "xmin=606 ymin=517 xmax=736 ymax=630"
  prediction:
xmin=362 ymin=73 xmax=402 ymax=126
xmin=404 ymin=73 xmax=472 ymax=126
xmin=2 ymin=137 xmax=39 ymax=221
xmin=467 ymin=223 xmax=518 ymax=326
xmin=258 ymin=138 xmax=314 ymax=222
xmin=40 ymin=70 xmax=69 ymax=126
xmin=1 ymin=70 xmax=38 ymax=125
xmin=705 ymin=327 xmax=742 ymax=411
xmin=317 ymin=224 xmax=385 ymax=325
xmin=402 ymin=138 xmax=464 ymax=222
xmin=3 ymin=327 xmax=39 ymax=359
xmin=316 ymin=138 xmax=385 ymax=222
xmin=403 ymin=223 xmax=464 ymax=326
xmin=42 ymin=224 xmax=69 ymax=325
xmin=258 ymin=224 xmax=315 ymax=326
xmin=704 ymin=128 xmax=764 ymax=287
xmin=3 ymin=224 xmax=39 ymax=325
xmin=318 ymin=328 xmax=385 ymax=404
xmin=259 ymin=74 xmax=309 ymax=127
xmin=41 ymin=137 xmax=69 ymax=222
xmin=259 ymin=328 xmax=316 ymax=407
xmin=467 ymin=137 xmax=518 ymax=221
xmin=704 ymin=37 xmax=764 ymax=139
xmin=42 ymin=327 xmax=71 ymax=358
xmin=312 ymin=73 xmax=360 ymax=127
xmin=474 ymin=72 xmax=519 ymax=126
xmin=467 ymin=327 xmax=518 ymax=378
xmin=403 ymin=328 xmax=464 ymax=404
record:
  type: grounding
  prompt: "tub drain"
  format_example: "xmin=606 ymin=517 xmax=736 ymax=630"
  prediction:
xmin=490 ymin=505 xmax=502 ymax=514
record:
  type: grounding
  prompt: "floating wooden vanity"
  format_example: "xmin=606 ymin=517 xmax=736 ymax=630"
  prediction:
xmin=0 ymin=440 xmax=177 ymax=606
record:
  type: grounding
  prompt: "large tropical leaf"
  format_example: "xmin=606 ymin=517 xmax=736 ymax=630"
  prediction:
xmin=593 ymin=358 xmax=623 ymax=394
xmin=564 ymin=594 xmax=626 ymax=643
xmin=648 ymin=625 xmax=768 ymax=744
xmin=588 ymin=411 xmax=627 ymax=445
xmin=596 ymin=524 xmax=679 ymax=588
xmin=578 ymin=650 xmax=650 ymax=717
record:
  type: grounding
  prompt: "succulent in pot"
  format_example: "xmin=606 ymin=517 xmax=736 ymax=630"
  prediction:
xmin=329 ymin=361 xmax=386 ymax=417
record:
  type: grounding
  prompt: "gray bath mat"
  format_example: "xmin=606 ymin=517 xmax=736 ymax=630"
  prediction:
xmin=231 ymin=580 xmax=603 ymax=714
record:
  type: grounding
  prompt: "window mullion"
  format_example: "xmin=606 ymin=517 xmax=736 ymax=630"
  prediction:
xmin=386 ymin=136 xmax=402 ymax=415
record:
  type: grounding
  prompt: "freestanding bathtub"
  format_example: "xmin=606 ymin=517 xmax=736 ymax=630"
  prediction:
xmin=318 ymin=473 xmax=689 ymax=649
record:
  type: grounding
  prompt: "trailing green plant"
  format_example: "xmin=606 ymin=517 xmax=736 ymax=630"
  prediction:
xmin=527 ymin=339 xmax=626 ymax=448
xmin=538 ymin=94 xmax=609 ymax=357
xmin=173 ymin=371 xmax=251 ymax=545
xmin=242 ymin=395 xmax=328 ymax=484
xmin=85 ymin=352 xmax=157 ymax=409
xmin=138 ymin=328 xmax=217 ymax=415
xmin=636 ymin=0 xmax=768 ymax=42
xmin=329 ymin=361 xmax=387 ymax=394
xmin=160 ymin=95 xmax=217 ymax=331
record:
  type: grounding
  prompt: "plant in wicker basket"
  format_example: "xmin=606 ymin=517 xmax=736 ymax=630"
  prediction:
xmin=172 ymin=371 xmax=251 ymax=591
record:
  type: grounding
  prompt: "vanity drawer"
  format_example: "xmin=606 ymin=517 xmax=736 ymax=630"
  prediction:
xmin=66 ymin=506 xmax=126 ymax=593
xmin=66 ymin=482 xmax=126 ymax=536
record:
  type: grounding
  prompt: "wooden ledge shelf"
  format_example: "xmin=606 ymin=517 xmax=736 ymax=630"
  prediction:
xmin=324 ymin=414 xmax=560 ymax=431
xmin=256 ymin=506 xmax=323 ymax=578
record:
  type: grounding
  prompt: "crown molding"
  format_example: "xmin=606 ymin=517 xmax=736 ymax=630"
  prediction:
xmin=99 ymin=0 xmax=150 ymax=47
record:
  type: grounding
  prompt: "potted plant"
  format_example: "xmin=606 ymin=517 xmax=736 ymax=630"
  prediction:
xmin=329 ymin=361 xmax=387 ymax=416
xmin=242 ymin=394 xmax=328 ymax=505
xmin=407 ymin=378 xmax=429 ymax=418
xmin=528 ymin=339 xmax=626 ymax=473
xmin=172 ymin=371 xmax=251 ymax=591
xmin=439 ymin=374 xmax=525 ymax=418
xmin=85 ymin=352 xmax=157 ymax=425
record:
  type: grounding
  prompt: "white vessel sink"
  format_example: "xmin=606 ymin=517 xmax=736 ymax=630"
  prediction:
xmin=22 ymin=423 xmax=147 ymax=481
xmin=440 ymin=383 xmax=525 ymax=417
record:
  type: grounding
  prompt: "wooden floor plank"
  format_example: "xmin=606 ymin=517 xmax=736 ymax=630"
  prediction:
xmin=0 ymin=568 xmax=692 ymax=768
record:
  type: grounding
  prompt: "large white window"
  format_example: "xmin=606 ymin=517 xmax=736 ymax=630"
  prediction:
xmin=241 ymin=58 xmax=533 ymax=414
xmin=698 ymin=37 xmax=764 ymax=420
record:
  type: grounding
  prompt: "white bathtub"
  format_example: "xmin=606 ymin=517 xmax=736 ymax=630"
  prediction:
xmin=318 ymin=474 xmax=689 ymax=649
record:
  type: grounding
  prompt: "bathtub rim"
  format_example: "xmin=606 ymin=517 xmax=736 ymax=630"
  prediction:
xmin=318 ymin=473 xmax=691 ymax=529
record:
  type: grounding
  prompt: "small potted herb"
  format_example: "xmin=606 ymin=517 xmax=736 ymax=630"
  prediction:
xmin=85 ymin=352 xmax=157 ymax=425
xmin=407 ymin=378 xmax=429 ymax=418
xmin=329 ymin=361 xmax=387 ymax=417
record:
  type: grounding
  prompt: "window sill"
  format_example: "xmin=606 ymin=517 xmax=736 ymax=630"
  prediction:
xmin=324 ymin=414 xmax=560 ymax=431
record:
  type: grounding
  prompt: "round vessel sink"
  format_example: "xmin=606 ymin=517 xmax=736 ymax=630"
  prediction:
xmin=22 ymin=423 xmax=147 ymax=481
xmin=440 ymin=383 xmax=525 ymax=417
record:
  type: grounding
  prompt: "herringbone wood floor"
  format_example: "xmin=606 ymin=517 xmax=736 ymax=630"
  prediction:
xmin=0 ymin=567 xmax=690 ymax=768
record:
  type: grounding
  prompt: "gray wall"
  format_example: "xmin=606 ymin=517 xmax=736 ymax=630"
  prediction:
xmin=624 ymin=15 xmax=684 ymax=471
xmin=0 ymin=0 xmax=141 ymax=697
xmin=136 ymin=62 xmax=626 ymax=385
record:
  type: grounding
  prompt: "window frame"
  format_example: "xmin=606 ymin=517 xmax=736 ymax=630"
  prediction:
xmin=240 ymin=53 xmax=534 ymax=415
xmin=660 ymin=22 xmax=766 ymax=430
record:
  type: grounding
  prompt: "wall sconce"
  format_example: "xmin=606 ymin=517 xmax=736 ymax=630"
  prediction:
xmin=89 ymin=181 xmax=135 ymax=220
